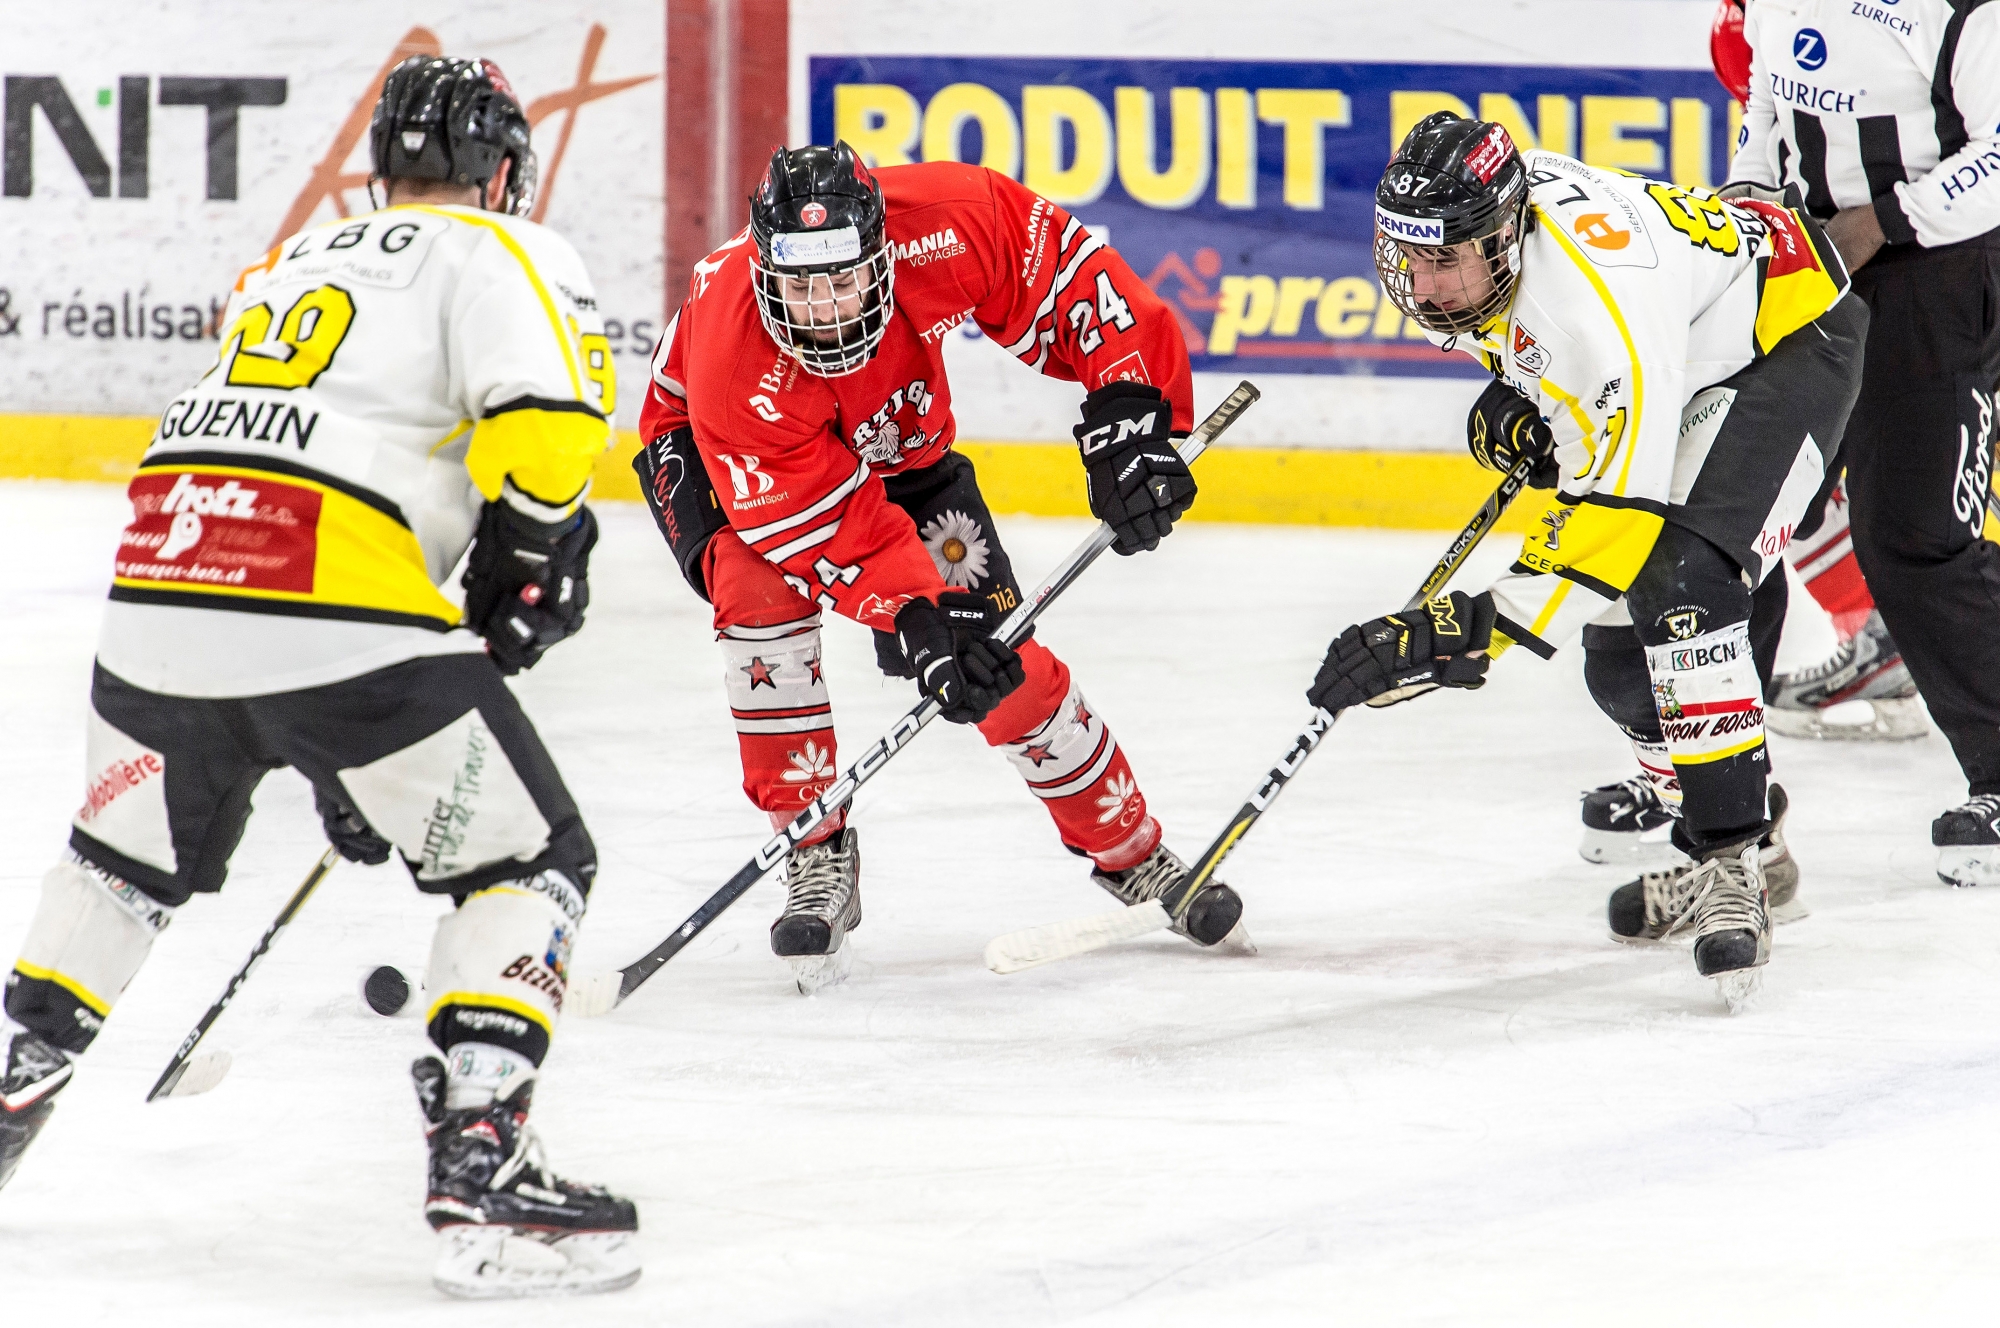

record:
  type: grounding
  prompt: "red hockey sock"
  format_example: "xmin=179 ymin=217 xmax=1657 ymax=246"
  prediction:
xmin=979 ymin=641 xmax=1162 ymax=870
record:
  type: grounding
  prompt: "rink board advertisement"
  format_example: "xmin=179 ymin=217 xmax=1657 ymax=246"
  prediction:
xmin=0 ymin=3 xmax=663 ymax=425
xmin=811 ymin=56 xmax=1742 ymax=381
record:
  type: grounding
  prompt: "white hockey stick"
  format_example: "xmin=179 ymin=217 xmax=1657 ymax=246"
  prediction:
xmin=983 ymin=453 xmax=1542 ymax=974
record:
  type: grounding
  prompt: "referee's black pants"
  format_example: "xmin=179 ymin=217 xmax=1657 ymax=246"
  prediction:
xmin=1843 ymin=234 xmax=2000 ymax=794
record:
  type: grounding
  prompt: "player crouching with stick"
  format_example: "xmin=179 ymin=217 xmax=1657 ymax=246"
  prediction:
xmin=1309 ymin=114 xmax=1867 ymax=1008
xmin=637 ymin=143 xmax=1246 ymax=992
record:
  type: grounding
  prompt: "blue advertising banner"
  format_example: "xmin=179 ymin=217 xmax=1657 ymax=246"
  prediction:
xmin=810 ymin=57 xmax=1739 ymax=380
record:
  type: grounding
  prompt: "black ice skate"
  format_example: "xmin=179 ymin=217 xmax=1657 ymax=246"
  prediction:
xmin=1933 ymin=794 xmax=2000 ymax=888
xmin=0 ymin=1024 xmax=73 ymax=1192
xmin=414 ymin=1056 xmax=638 ymax=1299
xmin=1092 ymin=843 xmax=1250 ymax=949
xmin=770 ymin=827 xmax=862 ymax=994
xmin=1608 ymin=784 xmax=1803 ymax=943
xmin=1577 ymin=775 xmax=1679 ymax=865
xmin=1766 ymin=610 xmax=1925 ymax=741
xmin=1687 ymin=839 xmax=1771 ymax=1011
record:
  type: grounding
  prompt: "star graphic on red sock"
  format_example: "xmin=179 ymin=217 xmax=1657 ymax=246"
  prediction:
xmin=1021 ymin=741 xmax=1055 ymax=766
xmin=1073 ymin=700 xmax=1094 ymax=728
xmin=742 ymin=656 xmax=777 ymax=689
xmin=806 ymin=653 xmax=823 ymax=685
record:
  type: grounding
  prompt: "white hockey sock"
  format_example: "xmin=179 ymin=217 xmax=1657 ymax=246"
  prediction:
xmin=444 ymin=1041 xmax=536 ymax=1111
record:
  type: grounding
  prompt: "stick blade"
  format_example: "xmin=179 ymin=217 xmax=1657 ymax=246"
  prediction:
xmin=151 ymin=1049 xmax=232 ymax=1101
xmin=564 ymin=970 xmax=622 ymax=1019
xmin=984 ymin=901 xmax=1171 ymax=974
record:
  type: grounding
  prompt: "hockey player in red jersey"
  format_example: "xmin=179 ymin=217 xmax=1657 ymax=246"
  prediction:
xmin=637 ymin=142 xmax=1244 ymax=986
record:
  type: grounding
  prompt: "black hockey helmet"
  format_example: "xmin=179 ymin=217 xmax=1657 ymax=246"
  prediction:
xmin=1373 ymin=112 xmax=1529 ymax=336
xmin=747 ymin=142 xmax=895 ymax=377
xmin=369 ymin=56 xmax=537 ymax=217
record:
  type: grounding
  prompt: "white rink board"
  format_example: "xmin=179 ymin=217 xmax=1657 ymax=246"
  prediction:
xmin=0 ymin=3 xmax=663 ymax=427
xmin=5 ymin=481 xmax=2000 ymax=1324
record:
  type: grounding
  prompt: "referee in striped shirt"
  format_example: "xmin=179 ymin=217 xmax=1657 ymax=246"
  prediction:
xmin=1729 ymin=0 xmax=2000 ymax=884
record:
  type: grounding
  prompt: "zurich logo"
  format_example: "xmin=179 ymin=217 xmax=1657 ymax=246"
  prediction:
xmin=1793 ymin=28 xmax=1829 ymax=70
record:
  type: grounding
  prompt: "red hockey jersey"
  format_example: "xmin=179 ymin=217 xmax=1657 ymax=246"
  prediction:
xmin=641 ymin=161 xmax=1194 ymax=629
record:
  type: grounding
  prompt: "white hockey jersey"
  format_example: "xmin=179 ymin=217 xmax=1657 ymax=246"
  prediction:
xmin=1444 ymin=152 xmax=1848 ymax=656
xmin=1729 ymin=0 xmax=2000 ymax=248
xmin=99 ymin=205 xmax=616 ymax=697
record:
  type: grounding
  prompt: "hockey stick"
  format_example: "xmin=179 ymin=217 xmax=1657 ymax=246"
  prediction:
xmin=146 ymin=846 xmax=340 ymax=1101
xmin=567 ymin=381 xmax=1263 ymax=1017
xmin=984 ymin=451 xmax=1542 ymax=973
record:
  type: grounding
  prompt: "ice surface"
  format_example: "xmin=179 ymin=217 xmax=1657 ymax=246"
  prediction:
xmin=3 ymin=480 xmax=1996 ymax=1325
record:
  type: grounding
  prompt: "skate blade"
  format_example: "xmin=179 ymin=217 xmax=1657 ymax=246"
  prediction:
xmin=1934 ymin=847 xmax=2000 ymax=888
xmin=1578 ymin=828 xmax=1683 ymax=867
xmin=433 ymin=1227 xmax=641 ymax=1300
xmin=1769 ymin=896 xmax=1810 ymax=925
xmin=1219 ymin=921 xmax=1258 ymax=956
xmin=1766 ymin=696 xmax=1928 ymax=742
xmin=1713 ymin=966 xmax=1764 ymax=1014
xmin=788 ymin=945 xmax=852 ymax=996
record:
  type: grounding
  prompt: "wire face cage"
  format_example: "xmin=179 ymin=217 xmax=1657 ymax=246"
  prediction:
xmin=750 ymin=239 xmax=896 ymax=378
xmin=1373 ymin=223 xmax=1522 ymax=338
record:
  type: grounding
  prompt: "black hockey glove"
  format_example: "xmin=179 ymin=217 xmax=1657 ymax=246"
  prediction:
xmin=895 ymin=591 xmax=1025 ymax=724
xmin=1307 ymin=590 xmax=1497 ymax=714
xmin=1074 ymin=382 xmax=1196 ymax=555
xmin=461 ymin=498 xmax=599 ymax=676
xmin=314 ymin=785 xmax=392 ymax=866
xmin=1467 ymin=378 xmax=1560 ymax=490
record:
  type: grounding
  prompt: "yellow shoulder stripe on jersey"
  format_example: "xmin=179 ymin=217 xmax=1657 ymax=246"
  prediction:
xmin=466 ymin=403 xmax=609 ymax=509
xmin=403 ymin=205 xmax=585 ymax=400
xmin=112 ymin=461 xmax=460 ymax=628
xmin=1532 ymin=204 xmax=1649 ymax=497
xmin=11 ymin=959 xmax=112 ymax=1016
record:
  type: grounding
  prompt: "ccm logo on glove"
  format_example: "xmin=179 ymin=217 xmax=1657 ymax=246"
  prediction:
xmin=1074 ymin=382 xmax=1197 ymax=555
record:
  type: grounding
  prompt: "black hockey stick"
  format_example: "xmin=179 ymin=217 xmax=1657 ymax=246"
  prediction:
xmin=146 ymin=846 xmax=340 ymax=1101
xmin=567 ymin=381 xmax=1263 ymax=1016
xmin=984 ymin=451 xmax=1541 ymax=972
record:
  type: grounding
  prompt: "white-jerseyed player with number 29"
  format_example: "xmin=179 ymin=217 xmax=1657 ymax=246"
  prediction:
xmin=0 ymin=56 xmax=641 ymax=1298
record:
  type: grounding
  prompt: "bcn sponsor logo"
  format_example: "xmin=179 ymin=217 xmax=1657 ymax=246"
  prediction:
xmin=834 ymin=82 xmax=1735 ymax=214
xmin=1668 ymin=641 xmax=1739 ymax=670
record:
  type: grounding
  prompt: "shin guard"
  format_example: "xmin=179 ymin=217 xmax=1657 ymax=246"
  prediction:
xmin=425 ymin=873 xmax=584 ymax=1070
xmin=1647 ymin=620 xmax=1769 ymax=843
xmin=984 ymin=645 xmax=1161 ymax=870
xmin=719 ymin=614 xmax=844 ymax=843
xmin=5 ymin=855 xmax=174 ymax=1054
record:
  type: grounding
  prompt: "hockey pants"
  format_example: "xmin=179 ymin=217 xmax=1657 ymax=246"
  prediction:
xmin=7 ymin=654 xmax=594 ymax=1067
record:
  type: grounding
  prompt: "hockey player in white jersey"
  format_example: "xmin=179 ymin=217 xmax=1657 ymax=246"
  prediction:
xmin=0 ymin=57 xmax=637 ymax=1296
xmin=1310 ymin=114 xmax=1867 ymax=1006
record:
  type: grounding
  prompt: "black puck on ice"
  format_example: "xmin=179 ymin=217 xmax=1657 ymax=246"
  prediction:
xmin=362 ymin=964 xmax=414 ymax=1017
